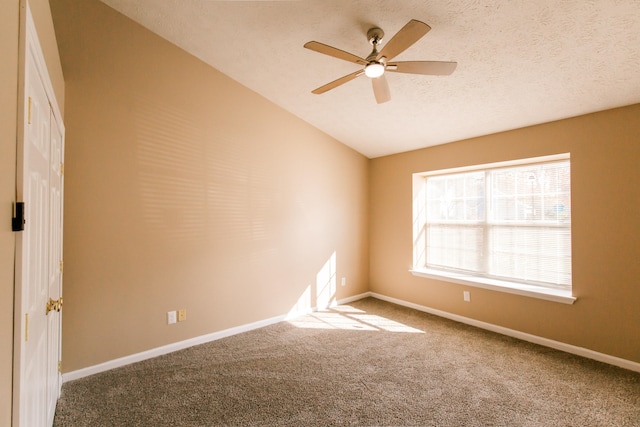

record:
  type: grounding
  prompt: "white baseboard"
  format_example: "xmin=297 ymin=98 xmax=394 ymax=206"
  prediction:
xmin=63 ymin=292 xmax=373 ymax=383
xmin=368 ymin=292 xmax=640 ymax=373
xmin=62 ymin=313 xmax=289 ymax=383
xmin=336 ymin=291 xmax=371 ymax=305
xmin=64 ymin=291 xmax=639 ymax=382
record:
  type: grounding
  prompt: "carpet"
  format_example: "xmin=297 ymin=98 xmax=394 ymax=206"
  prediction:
xmin=54 ymin=297 xmax=640 ymax=426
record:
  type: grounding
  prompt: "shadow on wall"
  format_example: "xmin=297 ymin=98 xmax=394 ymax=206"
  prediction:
xmin=135 ymin=94 xmax=267 ymax=244
xmin=131 ymin=92 xmax=358 ymax=319
xmin=289 ymin=251 xmax=337 ymax=316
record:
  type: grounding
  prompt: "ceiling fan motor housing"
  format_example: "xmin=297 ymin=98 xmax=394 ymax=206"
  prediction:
xmin=367 ymin=27 xmax=384 ymax=45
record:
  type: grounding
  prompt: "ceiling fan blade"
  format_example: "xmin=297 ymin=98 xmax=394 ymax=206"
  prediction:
xmin=386 ymin=61 xmax=457 ymax=76
xmin=304 ymin=41 xmax=368 ymax=65
xmin=377 ymin=19 xmax=431 ymax=61
xmin=372 ymin=75 xmax=391 ymax=104
xmin=311 ymin=70 xmax=365 ymax=94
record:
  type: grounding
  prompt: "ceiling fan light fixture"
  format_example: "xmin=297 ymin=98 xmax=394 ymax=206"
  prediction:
xmin=304 ymin=19 xmax=457 ymax=102
xmin=365 ymin=62 xmax=385 ymax=78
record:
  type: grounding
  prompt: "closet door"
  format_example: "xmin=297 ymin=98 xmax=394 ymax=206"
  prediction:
xmin=14 ymin=4 xmax=65 ymax=426
xmin=46 ymin=113 xmax=64 ymax=425
xmin=20 ymin=40 xmax=52 ymax=427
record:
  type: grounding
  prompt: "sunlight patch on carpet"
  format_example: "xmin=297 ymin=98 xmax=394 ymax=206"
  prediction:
xmin=288 ymin=306 xmax=424 ymax=333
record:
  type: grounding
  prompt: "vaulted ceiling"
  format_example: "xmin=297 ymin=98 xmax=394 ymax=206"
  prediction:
xmin=98 ymin=0 xmax=640 ymax=158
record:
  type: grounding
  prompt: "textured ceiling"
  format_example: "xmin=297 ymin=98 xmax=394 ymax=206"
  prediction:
xmin=98 ymin=0 xmax=640 ymax=158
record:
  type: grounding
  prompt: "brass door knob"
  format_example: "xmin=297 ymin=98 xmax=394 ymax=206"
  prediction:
xmin=46 ymin=297 xmax=63 ymax=314
xmin=46 ymin=298 xmax=57 ymax=315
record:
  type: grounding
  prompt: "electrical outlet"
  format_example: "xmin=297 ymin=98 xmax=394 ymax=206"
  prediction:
xmin=463 ymin=291 xmax=471 ymax=302
xmin=178 ymin=309 xmax=186 ymax=322
xmin=341 ymin=277 xmax=346 ymax=287
xmin=167 ymin=311 xmax=177 ymax=324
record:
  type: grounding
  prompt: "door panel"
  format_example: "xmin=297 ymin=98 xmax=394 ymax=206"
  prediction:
xmin=46 ymin=114 xmax=63 ymax=424
xmin=22 ymin=51 xmax=51 ymax=427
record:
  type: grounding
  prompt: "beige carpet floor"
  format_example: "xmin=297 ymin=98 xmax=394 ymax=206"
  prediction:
xmin=54 ymin=297 xmax=640 ymax=426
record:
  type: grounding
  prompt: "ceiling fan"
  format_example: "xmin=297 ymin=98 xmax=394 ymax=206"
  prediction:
xmin=304 ymin=19 xmax=457 ymax=104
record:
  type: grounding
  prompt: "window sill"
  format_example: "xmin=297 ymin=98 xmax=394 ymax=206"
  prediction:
xmin=410 ymin=268 xmax=576 ymax=305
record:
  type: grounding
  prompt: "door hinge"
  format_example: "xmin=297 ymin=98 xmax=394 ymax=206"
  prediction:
xmin=28 ymin=96 xmax=32 ymax=124
xmin=25 ymin=313 xmax=29 ymax=341
xmin=60 ymin=260 xmax=64 ymax=273
xmin=60 ymin=162 xmax=64 ymax=176
xmin=58 ymin=361 xmax=62 ymax=373
xmin=12 ymin=202 xmax=25 ymax=232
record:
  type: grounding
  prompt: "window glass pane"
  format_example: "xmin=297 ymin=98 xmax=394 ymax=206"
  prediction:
xmin=489 ymin=226 xmax=571 ymax=290
xmin=492 ymin=195 xmax=524 ymax=221
xmin=426 ymin=225 xmax=483 ymax=271
xmin=490 ymin=162 xmax=571 ymax=224
xmin=540 ymin=163 xmax=571 ymax=222
xmin=426 ymin=172 xmax=484 ymax=222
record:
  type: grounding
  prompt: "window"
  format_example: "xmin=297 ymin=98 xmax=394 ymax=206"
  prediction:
xmin=412 ymin=154 xmax=574 ymax=304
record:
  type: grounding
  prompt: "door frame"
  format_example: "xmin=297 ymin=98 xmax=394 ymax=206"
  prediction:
xmin=13 ymin=1 xmax=65 ymax=425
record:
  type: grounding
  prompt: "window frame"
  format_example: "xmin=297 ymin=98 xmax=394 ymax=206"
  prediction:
xmin=411 ymin=153 xmax=576 ymax=304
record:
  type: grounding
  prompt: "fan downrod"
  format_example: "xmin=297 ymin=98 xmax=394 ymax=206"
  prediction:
xmin=366 ymin=27 xmax=385 ymax=66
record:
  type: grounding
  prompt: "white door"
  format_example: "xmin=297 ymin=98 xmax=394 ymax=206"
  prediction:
xmin=46 ymin=113 xmax=64 ymax=424
xmin=21 ymin=45 xmax=52 ymax=427
xmin=14 ymin=5 xmax=65 ymax=426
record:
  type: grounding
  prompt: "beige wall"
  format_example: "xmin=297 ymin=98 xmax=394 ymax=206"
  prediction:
xmin=0 ymin=2 xmax=19 ymax=423
xmin=370 ymin=104 xmax=640 ymax=363
xmin=50 ymin=0 xmax=369 ymax=372
xmin=48 ymin=0 xmax=639 ymax=377
xmin=29 ymin=0 xmax=64 ymax=114
xmin=1 ymin=0 xmax=64 ymax=423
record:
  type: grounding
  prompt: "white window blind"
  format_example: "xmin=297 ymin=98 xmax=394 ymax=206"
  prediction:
xmin=418 ymin=156 xmax=571 ymax=293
